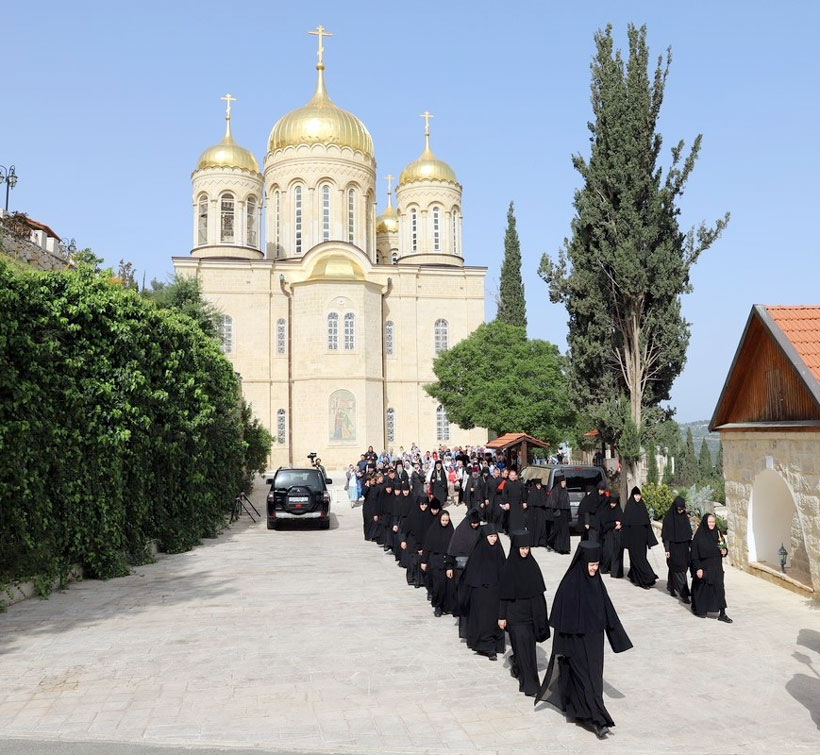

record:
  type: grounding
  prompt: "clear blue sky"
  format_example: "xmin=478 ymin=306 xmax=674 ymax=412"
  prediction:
xmin=4 ymin=1 xmax=819 ymax=423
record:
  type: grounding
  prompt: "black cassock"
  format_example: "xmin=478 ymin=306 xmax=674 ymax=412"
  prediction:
xmin=577 ymin=488 xmax=600 ymax=542
xmin=499 ymin=533 xmax=549 ymax=697
xmin=486 ymin=476 xmax=505 ymax=529
xmin=410 ymin=470 xmax=426 ymax=500
xmin=448 ymin=510 xmax=483 ymax=636
xmin=690 ymin=514 xmax=728 ymax=616
xmin=536 ymin=541 xmax=632 ymax=731
xmin=527 ymin=485 xmax=550 ymax=547
xmin=369 ymin=483 xmax=387 ymax=544
xmin=380 ymin=485 xmax=397 ymax=552
xmin=402 ymin=498 xmax=432 ymax=586
xmin=661 ymin=496 xmax=691 ymax=600
xmin=622 ymin=489 xmax=658 ymax=588
xmin=598 ymin=499 xmax=624 ymax=578
xmin=421 ymin=512 xmax=457 ymax=614
xmin=502 ymin=479 xmax=528 ymax=534
xmin=362 ymin=482 xmax=378 ymax=541
xmin=396 ymin=491 xmax=414 ymax=568
xmin=430 ymin=466 xmax=449 ymax=504
xmin=462 ymin=474 xmax=487 ymax=511
xmin=547 ymin=480 xmax=571 ymax=554
xmin=459 ymin=525 xmax=506 ymax=657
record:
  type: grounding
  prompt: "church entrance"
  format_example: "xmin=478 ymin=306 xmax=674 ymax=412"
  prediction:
xmin=748 ymin=469 xmax=810 ymax=586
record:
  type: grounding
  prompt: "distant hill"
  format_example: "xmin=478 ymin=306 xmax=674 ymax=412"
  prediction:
xmin=679 ymin=420 xmax=721 ymax=461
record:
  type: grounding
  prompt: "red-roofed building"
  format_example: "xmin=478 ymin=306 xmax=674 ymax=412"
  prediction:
xmin=710 ymin=305 xmax=820 ymax=598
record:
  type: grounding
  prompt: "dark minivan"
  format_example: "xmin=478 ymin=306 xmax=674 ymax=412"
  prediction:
xmin=520 ymin=465 xmax=608 ymax=533
xmin=266 ymin=467 xmax=333 ymax=530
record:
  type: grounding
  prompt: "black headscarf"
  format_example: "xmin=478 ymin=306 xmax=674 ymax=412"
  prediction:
xmin=550 ymin=474 xmax=570 ymax=510
xmin=405 ymin=496 xmax=430 ymax=541
xmin=691 ymin=513 xmax=722 ymax=560
xmin=661 ymin=496 xmax=692 ymax=543
xmin=577 ymin=485 xmax=598 ymax=523
xmin=622 ymin=487 xmax=650 ymax=526
xmin=461 ymin=524 xmax=506 ymax=587
xmin=422 ymin=509 xmax=454 ymax=554
xmin=598 ymin=493 xmax=622 ymax=530
xmin=498 ymin=531 xmax=546 ymax=600
xmin=448 ymin=508 xmax=483 ymax=557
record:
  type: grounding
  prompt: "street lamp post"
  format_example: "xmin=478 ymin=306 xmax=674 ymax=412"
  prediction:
xmin=60 ymin=237 xmax=77 ymax=259
xmin=0 ymin=165 xmax=18 ymax=212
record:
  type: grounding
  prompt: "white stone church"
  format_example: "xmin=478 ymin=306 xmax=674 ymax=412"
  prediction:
xmin=173 ymin=29 xmax=488 ymax=469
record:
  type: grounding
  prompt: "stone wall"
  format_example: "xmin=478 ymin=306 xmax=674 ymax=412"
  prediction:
xmin=1 ymin=231 xmax=70 ymax=272
xmin=721 ymin=430 xmax=820 ymax=598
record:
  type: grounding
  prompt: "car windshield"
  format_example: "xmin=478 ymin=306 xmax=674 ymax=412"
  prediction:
xmin=562 ymin=469 xmax=604 ymax=491
xmin=274 ymin=470 xmax=324 ymax=490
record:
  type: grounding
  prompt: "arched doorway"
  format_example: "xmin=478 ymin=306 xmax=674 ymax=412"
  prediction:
xmin=748 ymin=469 xmax=809 ymax=583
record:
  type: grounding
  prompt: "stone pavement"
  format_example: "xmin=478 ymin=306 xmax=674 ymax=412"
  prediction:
xmin=0 ymin=476 xmax=818 ymax=755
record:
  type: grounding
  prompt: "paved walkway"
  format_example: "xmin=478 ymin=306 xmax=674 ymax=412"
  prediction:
xmin=0 ymin=476 xmax=818 ymax=754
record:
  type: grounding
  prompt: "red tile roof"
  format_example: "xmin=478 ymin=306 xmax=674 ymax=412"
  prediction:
xmin=486 ymin=432 xmax=550 ymax=450
xmin=766 ymin=306 xmax=820 ymax=387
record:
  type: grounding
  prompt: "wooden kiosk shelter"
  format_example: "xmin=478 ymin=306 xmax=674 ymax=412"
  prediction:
xmin=486 ymin=432 xmax=550 ymax=470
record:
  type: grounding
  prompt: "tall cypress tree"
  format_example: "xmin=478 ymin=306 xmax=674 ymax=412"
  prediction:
xmin=698 ymin=438 xmax=713 ymax=481
xmin=497 ymin=201 xmax=527 ymax=328
xmin=715 ymin=442 xmax=724 ymax=476
xmin=681 ymin=427 xmax=698 ymax=486
xmin=540 ymin=24 xmax=729 ymax=493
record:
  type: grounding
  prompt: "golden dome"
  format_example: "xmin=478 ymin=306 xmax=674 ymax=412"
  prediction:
xmin=197 ymin=104 xmax=259 ymax=173
xmin=398 ymin=131 xmax=457 ymax=185
xmin=268 ymin=65 xmax=374 ymax=156
xmin=376 ymin=181 xmax=399 ymax=233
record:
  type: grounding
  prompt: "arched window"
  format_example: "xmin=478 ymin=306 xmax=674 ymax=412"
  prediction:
xmin=386 ymin=408 xmax=395 ymax=443
xmin=348 ymin=188 xmax=356 ymax=243
xmin=376 ymin=252 xmax=382 ymax=264
xmin=391 ymin=252 xmax=398 ymax=265
xmin=327 ymin=312 xmax=338 ymax=351
xmin=246 ymin=196 xmax=258 ymax=248
xmin=365 ymin=191 xmax=373 ymax=252
xmin=436 ymin=405 xmax=450 ymax=442
xmin=294 ymin=185 xmax=303 ymax=253
xmin=276 ymin=318 xmax=286 ymax=355
xmin=410 ymin=208 xmax=418 ymax=252
xmin=451 ymin=208 xmax=459 ymax=255
xmin=322 ymin=184 xmax=331 ymax=242
xmin=218 ymin=314 xmax=233 ymax=354
xmin=220 ymin=193 xmax=235 ymax=243
xmin=197 ymin=193 xmax=208 ymax=245
xmin=277 ymin=408 xmax=286 ymax=444
xmin=385 ymin=320 xmax=394 ymax=356
xmin=344 ymin=312 xmax=355 ymax=350
xmin=432 ymin=206 xmax=441 ymax=251
xmin=274 ymin=190 xmax=281 ymax=256
xmin=434 ymin=318 xmax=448 ymax=354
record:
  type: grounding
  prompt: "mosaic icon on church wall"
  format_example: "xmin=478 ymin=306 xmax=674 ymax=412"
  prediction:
xmin=329 ymin=389 xmax=356 ymax=441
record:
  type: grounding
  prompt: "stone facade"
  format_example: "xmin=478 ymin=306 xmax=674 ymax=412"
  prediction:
xmin=722 ymin=430 xmax=819 ymax=597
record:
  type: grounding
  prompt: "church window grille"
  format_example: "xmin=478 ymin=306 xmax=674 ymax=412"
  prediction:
xmin=220 ymin=193 xmax=235 ymax=244
xmin=344 ymin=312 xmax=355 ymax=350
xmin=432 ymin=207 xmax=441 ymax=251
xmin=436 ymin=405 xmax=450 ymax=442
xmin=391 ymin=252 xmax=398 ymax=265
xmin=452 ymin=209 xmax=458 ymax=254
xmin=327 ymin=312 xmax=338 ymax=351
xmin=365 ymin=191 xmax=373 ymax=252
xmin=434 ymin=318 xmax=448 ymax=354
xmin=322 ymin=185 xmax=331 ymax=242
xmin=246 ymin=196 xmax=258 ymax=248
xmin=294 ymin=186 xmax=303 ymax=254
xmin=277 ymin=409 xmax=286 ymax=444
xmin=410 ymin=209 xmax=418 ymax=252
xmin=385 ymin=321 xmax=394 ymax=355
xmin=197 ymin=194 xmax=208 ymax=245
xmin=276 ymin=318 xmax=286 ymax=355
xmin=376 ymin=253 xmax=382 ymax=264
xmin=218 ymin=314 xmax=233 ymax=354
xmin=386 ymin=408 xmax=395 ymax=443
xmin=274 ymin=190 xmax=281 ymax=256
xmin=348 ymin=189 xmax=355 ymax=243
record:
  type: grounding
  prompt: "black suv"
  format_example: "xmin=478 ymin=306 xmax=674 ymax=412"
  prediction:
xmin=520 ymin=464 xmax=608 ymax=533
xmin=266 ymin=467 xmax=333 ymax=530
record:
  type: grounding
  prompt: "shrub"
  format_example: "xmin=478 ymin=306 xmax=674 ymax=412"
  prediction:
xmin=641 ymin=482 xmax=675 ymax=521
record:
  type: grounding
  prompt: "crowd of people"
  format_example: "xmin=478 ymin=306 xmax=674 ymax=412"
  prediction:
xmin=348 ymin=444 xmax=732 ymax=738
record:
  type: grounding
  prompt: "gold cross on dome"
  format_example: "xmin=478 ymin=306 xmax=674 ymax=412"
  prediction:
xmin=419 ymin=110 xmax=434 ymax=136
xmin=385 ymin=174 xmax=394 ymax=194
xmin=309 ymin=25 xmax=333 ymax=66
xmin=220 ymin=93 xmax=236 ymax=118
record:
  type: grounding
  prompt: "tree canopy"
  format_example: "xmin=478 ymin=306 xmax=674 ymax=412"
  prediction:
xmin=424 ymin=320 xmax=574 ymax=445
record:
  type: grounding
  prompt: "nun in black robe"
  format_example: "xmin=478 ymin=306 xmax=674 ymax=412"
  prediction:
xmin=362 ymin=476 xmax=378 ymax=541
xmin=598 ymin=493 xmax=624 ymax=578
xmin=380 ymin=481 xmax=396 ymax=552
xmin=410 ymin=465 xmax=426 ymax=500
xmin=448 ymin=508 xmax=483 ymax=637
xmin=430 ymin=460 xmax=449 ymax=506
xmin=547 ymin=474 xmax=571 ymax=554
xmin=402 ymin=495 xmax=431 ymax=585
xmin=389 ymin=485 xmax=406 ymax=561
xmin=661 ymin=496 xmax=692 ymax=602
xmin=459 ymin=524 xmax=506 ymax=660
xmin=690 ymin=513 xmax=732 ymax=622
xmin=527 ymin=479 xmax=550 ymax=547
xmin=502 ymin=471 xmax=528 ymax=534
xmin=577 ymin=486 xmax=600 ymax=542
xmin=421 ymin=508 xmax=457 ymax=616
xmin=396 ymin=483 xmax=415 ymax=567
xmin=498 ymin=532 xmax=549 ymax=697
xmin=535 ymin=541 xmax=633 ymax=738
xmin=622 ymin=487 xmax=658 ymax=588
xmin=368 ymin=477 xmax=386 ymax=544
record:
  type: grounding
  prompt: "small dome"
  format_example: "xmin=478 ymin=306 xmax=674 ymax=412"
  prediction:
xmin=399 ymin=131 xmax=457 ymax=185
xmin=268 ymin=65 xmax=373 ymax=157
xmin=376 ymin=204 xmax=398 ymax=234
xmin=196 ymin=105 xmax=259 ymax=173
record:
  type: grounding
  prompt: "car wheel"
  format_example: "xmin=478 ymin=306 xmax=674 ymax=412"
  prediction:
xmin=267 ymin=520 xmax=278 ymax=530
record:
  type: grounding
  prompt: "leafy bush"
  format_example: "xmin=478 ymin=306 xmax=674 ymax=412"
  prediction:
xmin=641 ymin=482 xmax=675 ymax=520
xmin=0 ymin=259 xmax=268 ymax=589
xmin=685 ymin=484 xmax=715 ymax=519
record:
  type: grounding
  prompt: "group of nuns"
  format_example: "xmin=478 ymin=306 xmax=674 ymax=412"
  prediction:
xmin=360 ymin=473 xmax=635 ymax=739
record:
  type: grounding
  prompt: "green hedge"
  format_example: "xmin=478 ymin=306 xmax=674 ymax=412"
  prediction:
xmin=0 ymin=260 xmax=267 ymax=587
